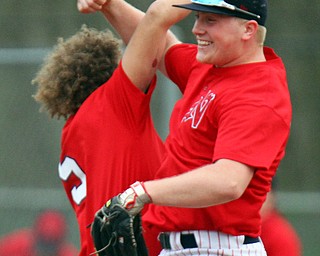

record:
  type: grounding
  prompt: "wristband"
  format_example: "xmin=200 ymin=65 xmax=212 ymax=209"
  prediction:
xmin=119 ymin=181 xmax=151 ymax=216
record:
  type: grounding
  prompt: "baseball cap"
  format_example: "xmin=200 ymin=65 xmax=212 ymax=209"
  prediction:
xmin=34 ymin=210 xmax=67 ymax=242
xmin=173 ymin=0 xmax=268 ymax=26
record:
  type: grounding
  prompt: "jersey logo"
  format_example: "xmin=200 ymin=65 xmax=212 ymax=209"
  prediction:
xmin=181 ymin=90 xmax=216 ymax=129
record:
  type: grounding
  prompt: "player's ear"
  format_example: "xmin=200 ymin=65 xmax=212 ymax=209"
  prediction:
xmin=242 ymin=20 xmax=258 ymax=40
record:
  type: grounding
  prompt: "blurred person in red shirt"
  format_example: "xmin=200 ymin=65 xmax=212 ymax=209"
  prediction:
xmin=0 ymin=209 xmax=78 ymax=256
xmin=260 ymin=180 xmax=302 ymax=256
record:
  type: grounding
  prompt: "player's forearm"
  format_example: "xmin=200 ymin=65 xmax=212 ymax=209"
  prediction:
xmin=141 ymin=0 xmax=189 ymax=75
xmin=147 ymin=0 xmax=191 ymax=29
xmin=101 ymin=0 xmax=145 ymax=45
xmin=144 ymin=159 xmax=254 ymax=208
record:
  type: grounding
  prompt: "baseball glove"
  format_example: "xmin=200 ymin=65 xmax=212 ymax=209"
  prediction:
xmin=90 ymin=195 xmax=149 ymax=256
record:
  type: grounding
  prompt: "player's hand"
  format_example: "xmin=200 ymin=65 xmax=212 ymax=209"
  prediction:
xmin=89 ymin=181 xmax=151 ymax=255
xmin=90 ymin=194 xmax=149 ymax=256
xmin=118 ymin=181 xmax=152 ymax=216
xmin=77 ymin=0 xmax=109 ymax=14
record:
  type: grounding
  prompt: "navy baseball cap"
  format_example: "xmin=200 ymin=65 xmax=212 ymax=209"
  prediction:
xmin=173 ymin=0 xmax=268 ymax=26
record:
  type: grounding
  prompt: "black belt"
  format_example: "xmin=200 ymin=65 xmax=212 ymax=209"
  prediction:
xmin=159 ymin=233 xmax=260 ymax=250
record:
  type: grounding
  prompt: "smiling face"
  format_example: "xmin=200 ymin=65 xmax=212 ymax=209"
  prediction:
xmin=192 ymin=12 xmax=249 ymax=67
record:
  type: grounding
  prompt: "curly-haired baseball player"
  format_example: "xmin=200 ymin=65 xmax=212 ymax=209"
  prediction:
xmin=78 ymin=0 xmax=292 ymax=255
xmin=32 ymin=22 xmax=178 ymax=256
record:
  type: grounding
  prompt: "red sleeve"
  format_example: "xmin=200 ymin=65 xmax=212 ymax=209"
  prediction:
xmin=165 ymin=44 xmax=198 ymax=93
xmin=99 ymin=61 xmax=157 ymax=129
xmin=213 ymin=104 xmax=289 ymax=169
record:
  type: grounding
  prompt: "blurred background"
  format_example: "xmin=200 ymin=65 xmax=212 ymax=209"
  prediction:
xmin=0 ymin=0 xmax=319 ymax=255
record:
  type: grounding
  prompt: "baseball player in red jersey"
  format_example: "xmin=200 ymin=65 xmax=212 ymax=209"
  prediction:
xmin=260 ymin=182 xmax=302 ymax=256
xmin=32 ymin=20 xmax=178 ymax=255
xmin=0 ymin=210 xmax=78 ymax=256
xmin=78 ymin=0 xmax=292 ymax=255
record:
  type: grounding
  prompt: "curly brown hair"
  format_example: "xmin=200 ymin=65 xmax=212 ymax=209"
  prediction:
xmin=32 ymin=25 xmax=122 ymax=120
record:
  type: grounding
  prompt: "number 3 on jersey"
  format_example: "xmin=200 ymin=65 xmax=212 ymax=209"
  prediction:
xmin=59 ymin=157 xmax=86 ymax=205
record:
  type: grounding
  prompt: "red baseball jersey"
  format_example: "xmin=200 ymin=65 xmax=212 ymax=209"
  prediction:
xmin=143 ymin=44 xmax=292 ymax=246
xmin=58 ymin=62 xmax=165 ymax=256
xmin=0 ymin=229 xmax=78 ymax=256
xmin=261 ymin=210 xmax=302 ymax=256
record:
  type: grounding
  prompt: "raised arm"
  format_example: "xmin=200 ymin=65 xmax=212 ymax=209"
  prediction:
xmin=77 ymin=0 xmax=183 ymax=81
xmin=120 ymin=0 xmax=191 ymax=91
xmin=78 ymin=0 xmax=145 ymax=45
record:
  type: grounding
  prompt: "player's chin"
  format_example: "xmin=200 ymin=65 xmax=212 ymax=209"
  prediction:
xmin=196 ymin=52 xmax=213 ymax=65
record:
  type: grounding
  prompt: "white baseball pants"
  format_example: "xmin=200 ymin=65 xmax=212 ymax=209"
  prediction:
xmin=158 ymin=230 xmax=267 ymax=256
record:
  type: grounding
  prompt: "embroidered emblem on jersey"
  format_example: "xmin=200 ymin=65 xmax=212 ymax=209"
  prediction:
xmin=181 ymin=90 xmax=216 ymax=129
